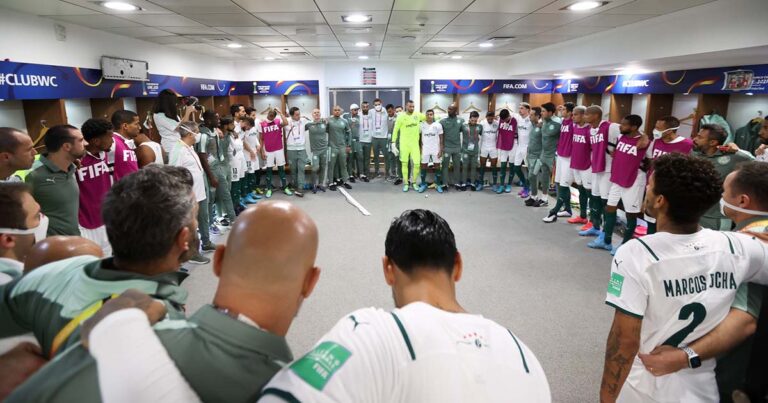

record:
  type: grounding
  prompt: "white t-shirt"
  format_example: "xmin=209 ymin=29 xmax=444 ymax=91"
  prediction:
xmin=481 ymin=120 xmax=499 ymax=150
xmin=285 ymin=118 xmax=309 ymax=150
xmin=605 ymin=229 xmax=768 ymax=402
xmin=139 ymin=141 xmax=164 ymax=165
xmin=514 ymin=114 xmax=532 ymax=147
xmin=259 ymin=302 xmax=551 ymax=403
xmin=168 ymin=141 xmax=206 ymax=202
xmin=243 ymin=127 xmax=260 ymax=161
xmin=420 ymin=121 xmax=443 ymax=155
xmin=591 ymin=121 xmax=621 ymax=173
xmin=153 ymin=113 xmax=181 ymax=153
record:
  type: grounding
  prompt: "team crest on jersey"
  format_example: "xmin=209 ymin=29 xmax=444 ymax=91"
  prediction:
xmin=457 ymin=332 xmax=489 ymax=349
xmin=717 ymin=156 xmax=730 ymax=165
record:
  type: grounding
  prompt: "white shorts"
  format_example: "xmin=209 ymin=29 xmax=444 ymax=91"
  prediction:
xmin=498 ymin=149 xmax=514 ymax=163
xmin=480 ymin=147 xmax=498 ymax=159
xmin=513 ymin=144 xmax=528 ymax=165
xmin=231 ymin=157 xmax=244 ymax=181
xmin=265 ymin=150 xmax=286 ymax=168
xmin=79 ymin=225 xmax=112 ymax=256
xmin=607 ymin=172 xmax=646 ymax=213
xmin=421 ymin=152 xmax=440 ymax=165
xmin=591 ymin=171 xmax=612 ymax=198
xmin=555 ymin=156 xmax=573 ymax=186
xmin=245 ymin=156 xmax=259 ymax=173
xmin=573 ymin=167 xmax=592 ymax=189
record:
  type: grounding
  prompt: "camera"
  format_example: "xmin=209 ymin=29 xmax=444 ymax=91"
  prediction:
xmin=181 ymin=95 xmax=203 ymax=111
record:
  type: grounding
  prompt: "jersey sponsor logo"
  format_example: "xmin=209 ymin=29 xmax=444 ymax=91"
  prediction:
xmin=662 ymin=272 xmax=738 ymax=298
xmin=608 ymin=272 xmax=624 ymax=297
xmin=456 ymin=332 xmax=490 ymax=349
xmin=77 ymin=161 xmax=109 ymax=181
xmin=290 ymin=341 xmax=352 ymax=391
xmin=122 ymin=150 xmax=137 ymax=162
xmin=590 ymin=132 xmax=604 ymax=145
xmin=573 ymin=134 xmax=588 ymax=144
xmin=652 ymin=148 xmax=668 ymax=159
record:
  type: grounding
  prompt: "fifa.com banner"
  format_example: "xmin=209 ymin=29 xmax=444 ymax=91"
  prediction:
xmin=553 ymin=64 xmax=768 ymax=95
xmin=0 ymin=60 xmax=319 ymax=100
xmin=421 ymin=79 xmax=553 ymax=94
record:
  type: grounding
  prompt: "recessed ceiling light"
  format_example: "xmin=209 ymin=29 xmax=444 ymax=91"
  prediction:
xmin=565 ymin=1 xmax=605 ymax=11
xmin=101 ymin=1 xmax=140 ymax=11
xmin=358 ymin=55 xmax=369 ymax=60
xmin=451 ymin=55 xmax=462 ymax=59
xmin=264 ymin=56 xmax=275 ymax=61
xmin=479 ymin=42 xmax=493 ymax=48
xmin=355 ymin=42 xmax=371 ymax=47
xmin=226 ymin=43 xmax=243 ymax=48
xmin=342 ymin=15 xmax=372 ymax=23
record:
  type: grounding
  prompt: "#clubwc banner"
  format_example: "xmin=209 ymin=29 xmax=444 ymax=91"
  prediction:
xmin=0 ymin=60 xmax=319 ymax=100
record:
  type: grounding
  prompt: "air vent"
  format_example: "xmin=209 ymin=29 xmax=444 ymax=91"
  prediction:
xmin=400 ymin=35 xmax=417 ymax=41
xmin=488 ymin=36 xmax=515 ymax=41
xmin=403 ymin=27 xmax=424 ymax=33
xmin=345 ymin=26 xmax=372 ymax=34
xmin=279 ymin=51 xmax=310 ymax=56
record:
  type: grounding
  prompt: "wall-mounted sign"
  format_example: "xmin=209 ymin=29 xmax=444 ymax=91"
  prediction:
xmin=420 ymin=79 xmax=552 ymax=94
xmin=362 ymin=67 xmax=376 ymax=86
xmin=0 ymin=60 xmax=319 ymax=100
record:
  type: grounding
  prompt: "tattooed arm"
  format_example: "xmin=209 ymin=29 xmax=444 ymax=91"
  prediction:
xmin=600 ymin=310 xmax=642 ymax=403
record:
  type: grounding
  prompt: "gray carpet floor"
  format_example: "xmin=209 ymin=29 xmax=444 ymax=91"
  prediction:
xmin=183 ymin=177 xmax=614 ymax=402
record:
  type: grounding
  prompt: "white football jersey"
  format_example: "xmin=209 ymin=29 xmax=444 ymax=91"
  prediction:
xmin=606 ymin=229 xmax=768 ymax=402
xmin=420 ymin=121 xmax=444 ymax=155
xmin=481 ymin=120 xmax=499 ymax=150
xmin=259 ymin=302 xmax=550 ymax=403
xmin=514 ymin=114 xmax=532 ymax=147
xmin=243 ymin=127 xmax=260 ymax=161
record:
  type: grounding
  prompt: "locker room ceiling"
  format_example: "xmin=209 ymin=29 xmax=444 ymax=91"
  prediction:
xmin=3 ymin=0 xmax=716 ymax=61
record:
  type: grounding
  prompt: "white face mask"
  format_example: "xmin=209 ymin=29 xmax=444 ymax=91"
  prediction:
xmin=194 ymin=132 xmax=202 ymax=143
xmin=720 ymin=198 xmax=768 ymax=218
xmin=0 ymin=213 xmax=49 ymax=243
xmin=652 ymin=127 xmax=680 ymax=139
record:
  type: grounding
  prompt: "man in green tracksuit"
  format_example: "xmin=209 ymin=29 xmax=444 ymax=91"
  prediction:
xmin=0 ymin=166 xmax=191 ymax=358
xmin=534 ymin=103 xmax=562 ymax=207
xmin=6 ymin=201 xmax=319 ymax=403
xmin=306 ymin=108 xmax=330 ymax=193
xmin=198 ymin=111 xmax=236 ymax=225
xmin=371 ymin=98 xmax=389 ymax=179
xmin=440 ymin=105 xmax=465 ymax=191
xmin=343 ymin=104 xmax=361 ymax=182
xmin=392 ymin=100 xmax=425 ymax=192
xmin=460 ymin=111 xmax=482 ymax=191
xmin=693 ymin=123 xmax=754 ymax=230
xmin=328 ymin=105 xmax=352 ymax=191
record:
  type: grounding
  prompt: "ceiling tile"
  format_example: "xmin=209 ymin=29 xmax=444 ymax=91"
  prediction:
xmin=450 ymin=12 xmax=526 ymax=26
xmin=536 ymin=0 xmax=635 ymax=14
xmin=330 ymin=25 xmax=388 ymax=36
xmin=466 ymin=0 xmax=543 ymax=13
xmin=387 ymin=24 xmax=445 ymax=35
xmin=293 ymin=36 xmax=342 ymax=46
xmin=304 ymin=47 xmax=347 ymax=55
xmin=394 ymin=0 xmax=473 ymax=12
xmin=215 ymin=26 xmax=279 ymax=35
xmin=431 ymin=34 xmax=483 ymax=41
xmin=163 ymin=4 xmax=244 ymax=13
xmin=233 ymin=0 xmax=319 ymax=12
xmin=510 ymin=13 xmax=587 ymax=26
xmin=389 ymin=11 xmax=459 ymax=25
xmin=50 ymin=14 xmax=142 ymax=29
xmin=574 ymin=13 xmax=657 ymax=27
xmin=161 ymin=26 xmax=225 ymax=35
xmin=264 ymin=46 xmax=309 ymax=54
xmin=604 ymin=0 xmax=716 ymax=15
xmin=119 ymin=14 xmax=204 ymax=26
xmin=142 ymin=36 xmax=199 ymax=45
xmin=272 ymin=25 xmax=334 ymax=35
xmin=426 ymin=41 xmax=468 ymax=48
xmin=256 ymin=12 xmax=326 ymax=24
xmin=550 ymin=25 xmax=611 ymax=35
xmin=315 ymin=0 xmax=394 ymax=11
xmin=255 ymin=41 xmax=300 ymax=47
xmin=324 ymin=11 xmax=392 ymax=25
xmin=183 ymin=13 xmax=267 ymax=27
xmin=238 ymin=35 xmax=291 ymax=42
xmin=149 ymin=0 xmax=235 ymax=6
xmin=104 ymin=27 xmax=173 ymax=38
xmin=490 ymin=24 xmax=554 ymax=36
xmin=439 ymin=24 xmax=499 ymax=35
xmin=3 ymin=0 xmax=99 ymax=16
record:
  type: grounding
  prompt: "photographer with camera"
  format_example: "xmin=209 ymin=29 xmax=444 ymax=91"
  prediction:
xmin=153 ymin=89 xmax=198 ymax=153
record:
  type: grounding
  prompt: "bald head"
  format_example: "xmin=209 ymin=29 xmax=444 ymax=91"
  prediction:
xmin=24 ymin=236 xmax=103 ymax=273
xmin=219 ymin=200 xmax=318 ymax=293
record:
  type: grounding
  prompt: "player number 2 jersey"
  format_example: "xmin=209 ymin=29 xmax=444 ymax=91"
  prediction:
xmin=259 ymin=302 xmax=550 ymax=403
xmin=605 ymin=229 xmax=768 ymax=402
